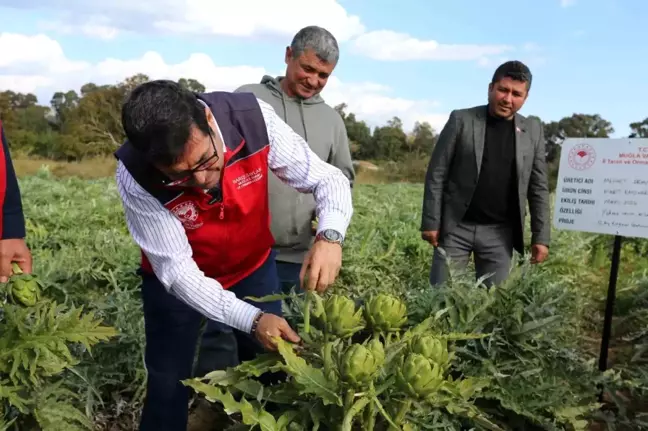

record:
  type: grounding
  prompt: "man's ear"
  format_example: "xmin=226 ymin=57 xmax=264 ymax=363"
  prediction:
xmin=204 ymin=106 xmax=214 ymax=123
xmin=285 ymin=46 xmax=292 ymax=65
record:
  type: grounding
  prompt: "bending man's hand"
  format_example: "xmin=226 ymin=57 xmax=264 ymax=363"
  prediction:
xmin=253 ymin=313 xmax=301 ymax=351
xmin=0 ymin=238 xmax=32 ymax=283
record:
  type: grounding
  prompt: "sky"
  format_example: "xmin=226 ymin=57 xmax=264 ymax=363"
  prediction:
xmin=0 ymin=0 xmax=644 ymax=136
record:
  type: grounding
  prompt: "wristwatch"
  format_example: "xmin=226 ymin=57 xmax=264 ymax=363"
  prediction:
xmin=315 ymin=229 xmax=344 ymax=246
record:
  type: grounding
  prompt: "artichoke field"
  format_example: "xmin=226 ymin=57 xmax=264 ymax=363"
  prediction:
xmin=184 ymin=291 xmax=496 ymax=430
xmin=7 ymin=169 xmax=648 ymax=430
xmin=0 ymin=263 xmax=117 ymax=430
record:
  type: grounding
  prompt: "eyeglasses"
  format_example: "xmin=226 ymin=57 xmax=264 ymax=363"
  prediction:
xmin=166 ymin=133 xmax=220 ymax=186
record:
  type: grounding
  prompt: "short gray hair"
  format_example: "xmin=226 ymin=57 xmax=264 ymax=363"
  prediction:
xmin=290 ymin=26 xmax=339 ymax=64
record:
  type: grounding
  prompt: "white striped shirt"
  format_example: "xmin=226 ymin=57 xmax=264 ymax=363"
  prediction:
xmin=115 ymin=97 xmax=353 ymax=334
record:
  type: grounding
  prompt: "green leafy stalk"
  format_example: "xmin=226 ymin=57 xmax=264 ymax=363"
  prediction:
xmin=341 ymin=396 xmax=370 ymax=431
xmin=394 ymin=398 xmax=412 ymax=425
xmin=303 ymin=291 xmax=313 ymax=334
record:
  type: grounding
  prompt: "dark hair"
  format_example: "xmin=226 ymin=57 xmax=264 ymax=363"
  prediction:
xmin=121 ymin=79 xmax=211 ymax=166
xmin=491 ymin=60 xmax=532 ymax=91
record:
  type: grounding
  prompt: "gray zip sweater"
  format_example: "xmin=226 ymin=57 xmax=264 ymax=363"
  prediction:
xmin=234 ymin=75 xmax=355 ymax=264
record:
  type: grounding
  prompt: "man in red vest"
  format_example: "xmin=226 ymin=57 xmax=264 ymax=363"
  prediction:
xmin=114 ymin=80 xmax=353 ymax=431
xmin=0 ymin=121 xmax=31 ymax=281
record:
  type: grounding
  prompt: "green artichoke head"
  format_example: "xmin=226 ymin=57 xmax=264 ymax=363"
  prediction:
xmin=363 ymin=294 xmax=407 ymax=332
xmin=321 ymin=294 xmax=365 ymax=338
xmin=339 ymin=343 xmax=383 ymax=387
xmin=396 ymin=353 xmax=445 ymax=398
xmin=365 ymin=338 xmax=385 ymax=368
xmin=408 ymin=334 xmax=450 ymax=367
xmin=7 ymin=273 xmax=41 ymax=307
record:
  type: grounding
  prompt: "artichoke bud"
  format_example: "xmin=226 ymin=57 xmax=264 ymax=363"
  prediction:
xmin=321 ymin=294 xmax=365 ymax=337
xmin=363 ymin=294 xmax=407 ymax=332
xmin=396 ymin=353 xmax=444 ymax=398
xmin=365 ymin=338 xmax=385 ymax=368
xmin=408 ymin=334 xmax=450 ymax=367
xmin=339 ymin=343 xmax=382 ymax=387
xmin=8 ymin=274 xmax=41 ymax=307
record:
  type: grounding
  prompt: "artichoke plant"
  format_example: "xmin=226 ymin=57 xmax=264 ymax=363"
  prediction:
xmin=366 ymin=338 xmax=385 ymax=366
xmin=338 ymin=341 xmax=384 ymax=387
xmin=318 ymin=294 xmax=365 ymax=338
xmin=363 ymin=294 xmax=407 ymax=333
xmin=407 ymin=334 xmax=452 ymax=369
xmin=5 ymin=266 xmax=41 ymax=307
xmin=396 ymin=353 xmax=445 ymax=398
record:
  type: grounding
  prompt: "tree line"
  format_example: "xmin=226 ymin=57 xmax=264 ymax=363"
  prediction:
xmin=1 ymin=73 xmax=647 ymax=182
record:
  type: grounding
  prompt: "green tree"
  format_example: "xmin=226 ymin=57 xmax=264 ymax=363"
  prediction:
xmin=410 ymin=121 xmax=436 ymax=156
xmin=371 ymin=117 xmax=408 ymax=161
xmin=80 ymin=83 xmax=112 ymax=97
xmin=335 ymin=103 xmax=372 ymax=158
xmin=531 ymin=113 xmax=614 ymax=164
xmin=125 ymin=73 xmax=151 ymax=89
xmin=557 ymin=113 xmax=614 ymax=138
xmin=0 ymin=91 xmax=40 ymax=132
xmin=0 ymin=73 xmax=622 ymax=176
xmin=629 ymin=117 xmax=648 ymax=138
xmin=531 ymin=113 xmax=614 ymax=192
xmin=2 ymin=91 xmax=38 ymax=109
xmin=178 ymin=78 xmax=206 ymax=93
xmin=50 ymin=90 xmax=80 ymax=130
xmin=0 ymin=91 xmax=59 ymax=155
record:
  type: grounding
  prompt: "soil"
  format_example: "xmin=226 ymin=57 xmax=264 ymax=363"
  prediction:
xmin=187 ymin=398 xmax=238 ymax=431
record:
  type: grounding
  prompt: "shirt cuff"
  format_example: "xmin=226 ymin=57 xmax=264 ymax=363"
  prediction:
xmin=227 ymin=298 xmax=263 ymax=333
xmin=316 ymin=211 xmax=350 ymax=240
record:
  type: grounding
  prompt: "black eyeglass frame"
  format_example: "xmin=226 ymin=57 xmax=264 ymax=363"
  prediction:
xmin=166 ymin=132 xmax=220 ymax=186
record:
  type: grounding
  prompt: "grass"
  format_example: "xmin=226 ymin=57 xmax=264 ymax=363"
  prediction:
xmin=10 ymin=154 xmax=430 ymax=184
xmin=6 ymin=158 xmax=647 ymax=430
xmin=12 ymin=155 xmax=119 ymax=180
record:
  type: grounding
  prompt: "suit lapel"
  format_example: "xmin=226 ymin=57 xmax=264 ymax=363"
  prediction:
xmin=514 ymin=114 xmax=528 ymax=181
xmin=472 ymin=106 xmax=487 ymax=175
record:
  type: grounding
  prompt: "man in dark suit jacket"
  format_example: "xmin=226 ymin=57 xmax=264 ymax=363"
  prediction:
xmin=420 ymin=60 xmax=550 ymax=287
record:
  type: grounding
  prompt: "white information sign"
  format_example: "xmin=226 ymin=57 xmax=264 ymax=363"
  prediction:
xmin=553 ymin=138 xmax=648 ymax=239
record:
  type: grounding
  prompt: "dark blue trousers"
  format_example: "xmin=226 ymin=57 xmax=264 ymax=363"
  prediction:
xmin=276 ymin=261 xmax=303 ymax=294
xmin=138 ymin=252 xmax=282 ymax=431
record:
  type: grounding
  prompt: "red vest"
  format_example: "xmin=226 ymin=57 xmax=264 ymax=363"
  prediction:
xmin=115 ymin=92 xmax=275 ymax=289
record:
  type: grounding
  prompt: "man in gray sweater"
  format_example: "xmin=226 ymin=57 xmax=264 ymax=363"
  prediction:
xmin=236 ymin=26 xmax=355 ymax=287
xmin=193 ymin=26 xmax=355 ymax=379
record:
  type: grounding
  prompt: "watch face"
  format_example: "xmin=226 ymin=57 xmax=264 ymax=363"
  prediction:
xmin=323 ymin=229 xmax=342 ymax=242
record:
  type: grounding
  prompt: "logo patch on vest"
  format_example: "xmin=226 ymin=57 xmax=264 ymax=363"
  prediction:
xmin=170 ymin=201 xmax=204 ymax=230
xmin=232 ymin=167 xmax=263 ymax=190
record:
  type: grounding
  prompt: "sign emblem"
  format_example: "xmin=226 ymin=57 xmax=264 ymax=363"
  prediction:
xmin=568 ymin=143 xmax=596 ymax=171
xmin=170 ymin=201 xmax=203 ymax=230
